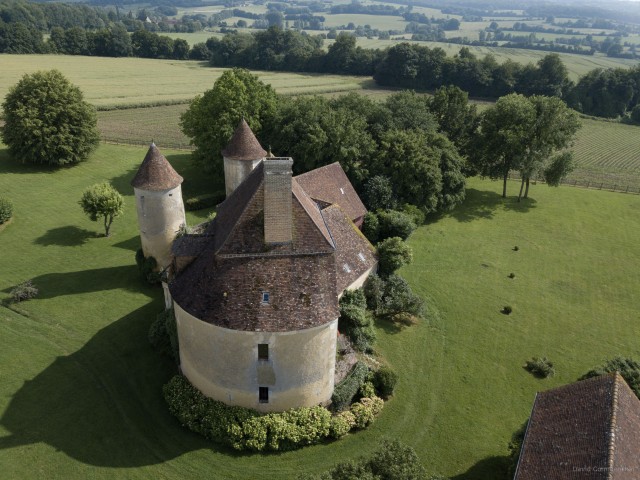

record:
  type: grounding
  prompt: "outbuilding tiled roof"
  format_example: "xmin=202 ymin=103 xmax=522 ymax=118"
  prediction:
xmin=295 ymin=162 xmax=367 ymax=225
xmin=221 ymin=118 xmax=267 ymax=160
xmin=131 ymin=143 xmax=183 ymax=190
xmin=515 ymin=373 xmax=640 ymax=480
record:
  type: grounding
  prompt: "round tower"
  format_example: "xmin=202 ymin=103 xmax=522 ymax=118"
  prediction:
xmin=222 ymin=118 xmax=267 ymax=197
xmin=131 ymin=143 xmax=186 ymax=271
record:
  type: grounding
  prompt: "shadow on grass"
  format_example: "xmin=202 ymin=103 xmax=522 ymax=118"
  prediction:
xmin=3 ymin=265 xmax=154 ymax=299
xmin=113 ymin=236 xmax=141 ymax=252
xmin=451 ymin=455 xmax=511 ymax=480
xmin=34 ymin=226 xmax=100 ymax=246
xmin=442 ymin=188 xmax=537 ymax=223
xmin=372 ymin=316 xmax=405 ymax=335
xmin=0 ymin=148 xmax=76 ymax=175
xmin=0 ymin=302 xmax=220 ymax=467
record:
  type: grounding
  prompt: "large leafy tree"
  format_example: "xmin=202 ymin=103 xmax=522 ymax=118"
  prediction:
xmin=180 ymin=68 xmax=278 ymax=174
xmin=1 ymin=69 xmax=99 ymax=166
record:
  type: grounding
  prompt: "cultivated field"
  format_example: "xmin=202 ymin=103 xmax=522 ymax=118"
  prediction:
xmin=0 ymin=55 xmax=373 ymax=109
xmin=1 ymin=142 xmax=640 ymax=478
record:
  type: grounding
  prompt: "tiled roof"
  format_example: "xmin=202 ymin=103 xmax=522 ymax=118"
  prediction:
xmin=295 ymin=162 xmax=367 ymax=224
xmin=322 ymin=205 xmax=377 ymax=292
xmin=131 ymin=143 xmax=183 ymax=190
xmin=221 ymin=118 xmax=267 ymax=161
xmin=515 ymin=373 xmax=640 ymax=480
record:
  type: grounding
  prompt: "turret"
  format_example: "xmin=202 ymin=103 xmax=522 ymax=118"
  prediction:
xmin=131 ymin=143 xmax=186 ymax=271
xmin=222 ymin=119 xmax=266 ymax=197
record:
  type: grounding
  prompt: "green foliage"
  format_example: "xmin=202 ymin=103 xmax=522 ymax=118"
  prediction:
xmin=163 ymin=375 xmax=378 ymax=451
xmin=377 ymin=237 xmax=413 ymax=277
xmin=10 ymin=280 xmax=38 ymax=302
xmin=148 ymin=308 xmax=178 ymax=362
xmin=79 ymin=182 xmax=124 ymax=236
xmin=401 ymin=204 xmax=426 ymax=227
xmin=373 ymin=366 xmax=399 ymax=398
xmin=362 ymin=211 xmax=380 ymax=244
xmin=524 ymin=357 xmax=555 ymax=378
xmin=377 ymin=210 xmax=417 ymax=241
xmin=1 ymin=69 xmax=99 ymax=166
xmin=630 ymin=104 xmax=640 ymax=125
xmin=180 ymin=68 xmax=277 ymax=175
xmin=580 ymin=357 xmax=640 ymax=398
xmin=135 ymin=249 xmax=161 ymax=285
xmin=428 ymin=85 xmax=479 ymax=159
xmin=338 ymin=292 xmax=376 ymax=352
xmin=184 ymin=191 xmax=225 ymax=211
xmin=331 ymin=362 xmax=370 ymax=411
xmin=365 ymin=274 xmax=424 ymax=324
xmin=364 ymin=175 xmax=395 ymax=211
xmin=0 ymin=197 xmax=13 ymax=224
xmin=507 ymin=421 xmax=528 ymax=479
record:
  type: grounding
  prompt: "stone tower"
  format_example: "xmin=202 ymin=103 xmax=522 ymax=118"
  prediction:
xmin=222 ymin=118 xmax=267 ymax=197
xmin=131 ymin=143 xmax=186 ymax=271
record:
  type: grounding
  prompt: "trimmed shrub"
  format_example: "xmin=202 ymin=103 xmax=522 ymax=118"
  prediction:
xmin=331 ymin=362 xmax=369 ymax=411
xmin=367 ymin=439 xmax=427 ymax=480
xmin=0 ymin=197 xmax=13 ymax=224
xmin=373 ymin=366 xmax=399 ymax=398
xmin=359 ymin=381 xmax=376 ymax=399
xmin=502 ymin=305 xmax=513 ymax=315
xmin=149 ymin=307 xmax=179 ymax=362
xmin=377 ymin=209 xmax=417 ymax=241
xmin=10 ymin=280 xmax=38 ymax=302
xmin=339 ymin=290 xmax=376 ymax=352
xmin=329 ymin=410 xmax=356 ymax=439
xmin=184 ymin=191 xmax=225 ymax=211
xmin=350 ymin=396 xmax=383 ymax=428
xmin=580 ymin=357 xmax=640 ymax=399
xmin=524 ymin=357 xmax=555 ymax=378
xmin=362 ymin=211 xmax=380 ymax=243
xmin=135 ymin=248 xmax=161 ymax=284
xmin=163 ymin=375 xmax=373 ymax=451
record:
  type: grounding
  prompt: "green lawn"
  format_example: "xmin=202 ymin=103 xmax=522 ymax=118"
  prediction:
xmin=2 ymin=141 xmax=640 ymax=478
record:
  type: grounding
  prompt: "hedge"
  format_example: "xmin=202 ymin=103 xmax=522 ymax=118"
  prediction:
xmin=331 ymin=362 xmax=370 ymax=411
xmin=0 ymin=197 xmax=13 ymax=224
xmin=163 ymin=374 xmax=383 ymax=451
xmin=148 ymin=307 xmax=179 ymax=362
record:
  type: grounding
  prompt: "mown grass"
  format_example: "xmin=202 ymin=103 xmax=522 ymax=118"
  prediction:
xmin=0 ymin=55 xmax=373 ymax=109
xmin=1 ymin=141 xmax=640 ymax=478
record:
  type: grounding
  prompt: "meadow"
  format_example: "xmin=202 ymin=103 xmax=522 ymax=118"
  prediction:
xmin=2 ymin=141 xmax=640 ymax=479
xmin=0 ymin=55 xmax=373 ymax=109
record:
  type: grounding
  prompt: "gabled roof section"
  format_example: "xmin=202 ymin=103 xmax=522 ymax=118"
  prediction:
xmin=322 ymin=204 xmax=377 ymax=293
xmin=292 ymin=178 xmax=334 ymax=249
xmin=295 ymin=162 xmax=367 ymax=223
xmin=221 ymin=118 xmax=267 ymax=161
xmin=131 ymin=143 xmax=183 ymax=190
xmin=515 ymin=373 xmax=640 ymax=480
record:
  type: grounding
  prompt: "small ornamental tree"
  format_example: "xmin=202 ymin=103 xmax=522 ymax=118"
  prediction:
xmin=79 ymin=183 xmax=124 ymax=237
xmin=376 ymin=237 xmax=413 ymax=277
xmin=1 ymin=70 xmax=99 ymax=166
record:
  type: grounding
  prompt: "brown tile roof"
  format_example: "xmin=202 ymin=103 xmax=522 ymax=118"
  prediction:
xmin=295 ymin=162 xmax=367 ymax=224
xmin=221 ymin=118 xmax=267 ymax=161
xmin=322 ymin=205 xmax=377 ymax=292
xmin=131 ymin=143 xmax=183 ymax=190
xmin=515 ymin=373 xmax=640 ymax=480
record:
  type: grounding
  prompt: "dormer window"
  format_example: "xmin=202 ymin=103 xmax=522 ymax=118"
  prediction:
xmin=343 ymin=263 xmax=351 ymax=273
xmin=262 ymin=292 xmax=270 ymax=304
xmin=358 ymin=252 xmax=366 ymax=263
xmin=340 ymin=188 xmax=345 ymax=194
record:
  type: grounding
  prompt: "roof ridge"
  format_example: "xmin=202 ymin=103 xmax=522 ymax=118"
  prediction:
xmin=513 ymin=393 xmax=537 ymax=480
xmin=607 ymin=372 xmax=621 ymax=480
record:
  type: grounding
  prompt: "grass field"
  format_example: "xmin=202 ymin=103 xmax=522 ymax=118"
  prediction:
xmin=0 ymin=55 xmax=373 ymax=109
xmin=2 ymin=142 xmax=640 ymax=478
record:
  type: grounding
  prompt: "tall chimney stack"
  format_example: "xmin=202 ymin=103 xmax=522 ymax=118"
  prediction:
xmin=264 ymin=157 xmax=293 ymax=244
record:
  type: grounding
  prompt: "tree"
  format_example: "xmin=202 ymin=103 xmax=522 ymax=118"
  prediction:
xmin=580 ymin=357 xmax=640 ymax=399
xmin=377 ymin=237 xmax=412 ymax=277
xmin=363 ymin=175 xmax=395 ymax=211
xmin=79 ymin=183 xmax=124 ymax=236
xmin=1 ymin=70 xmax=99 ymax=166
xmin=180 ymin=68 xmax=278 ymax=175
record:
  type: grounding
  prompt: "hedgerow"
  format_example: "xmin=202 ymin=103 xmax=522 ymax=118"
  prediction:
xmin=331 ymin=362 xmax=370 ymax=411
xmin=0 ymin=197 xmax=13 ymax=224
xmin=163 ymin=374 xmax=384 ymax=451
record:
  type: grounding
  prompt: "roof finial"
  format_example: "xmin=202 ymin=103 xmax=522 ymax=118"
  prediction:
xmin=267 ymin=145 xmax=275 ymax=158
xmin=151 ymin=138 xmax=155 ymax=147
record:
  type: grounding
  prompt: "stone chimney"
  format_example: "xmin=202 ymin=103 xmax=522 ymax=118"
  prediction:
xmin=263 ymin=157 xmax=293 ymax=244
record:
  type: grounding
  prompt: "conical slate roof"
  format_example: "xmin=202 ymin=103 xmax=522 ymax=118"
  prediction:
xmin=221 ymin=119 xmax=267 ymax=161
xmin=131 ymin=143 xmax=183 ymax=191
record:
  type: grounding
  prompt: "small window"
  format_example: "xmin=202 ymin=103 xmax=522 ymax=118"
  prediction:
xmin=340 ymin=188 xmax=345 ymax=195
xmin=259 ymin=387 xmax=269 ymax=403
xmin=358 ymin=252 xmax=366 ymax=263
xmin=169 ymin=193 xmax=173 ymax=197
xmin=258 ymin=344 xmax=269 ymax=360
xmin=343 ymin=263 xmax=351 ymax=273
xmin=262 ymin=292 xmax=270 ymax=304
